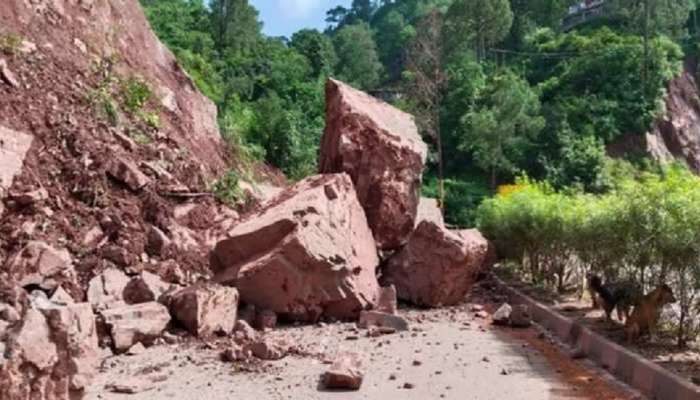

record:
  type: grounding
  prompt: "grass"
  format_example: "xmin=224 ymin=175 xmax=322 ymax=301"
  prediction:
xmin=0 ymin=33 xmax=22 ymax=55
xmin=212 ymin=170 xmax=246 ymax=207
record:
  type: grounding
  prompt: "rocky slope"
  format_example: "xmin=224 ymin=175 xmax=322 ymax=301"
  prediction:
xmin=0 ymin=0 xmax=240 ymax=296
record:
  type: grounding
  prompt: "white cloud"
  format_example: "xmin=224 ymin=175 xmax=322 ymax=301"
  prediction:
xmin=278 ymin=0 xmax=324 ymax=18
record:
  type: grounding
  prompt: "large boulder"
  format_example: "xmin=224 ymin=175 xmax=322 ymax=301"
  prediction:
xmin=211 ymin=173 xmax=380 ymax=322
xmin=87 ymin=267 xmax=130 ymax=309
xmin=383 ymin=223 xmax=492 ymax=307
xmin=99 ymin=302 xmax=170 ymax=352
xmin=6 ymin=241 xmax=74 ymax=291
xmin=0 ymin=301 xmax=99 ymax=400
xmin=167 ymin=283 xmax=239 ymax=337
xmin=319 ymin=79 xmax=427 ymax=250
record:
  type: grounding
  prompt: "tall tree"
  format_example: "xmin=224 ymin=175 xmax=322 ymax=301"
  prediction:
xmin=460 ymin=70 xmax=544 ymax=189
xmin=210 ymin=0 xmax=261 ymax=54
xmin=290 ymin=29 xmax=337 ymax=78
xmin=446 ymin=0 xmax=514 ymax=61
xmin=332 ymin=23 xmax=384 ymax=89
xmin=405 ymin=10 xmax=447 ymax=208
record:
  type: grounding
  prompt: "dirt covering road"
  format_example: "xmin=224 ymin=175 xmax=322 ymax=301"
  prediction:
xmin=87 ymin=304 xmax=637 ymax=400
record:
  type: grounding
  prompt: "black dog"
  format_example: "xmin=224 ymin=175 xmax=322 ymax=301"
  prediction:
xmin=587 ymin=274 xmax=642 ymax=323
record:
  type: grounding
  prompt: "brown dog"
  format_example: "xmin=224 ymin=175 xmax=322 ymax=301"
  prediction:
xmin=624 ymin=284 xmax=676 ymax=342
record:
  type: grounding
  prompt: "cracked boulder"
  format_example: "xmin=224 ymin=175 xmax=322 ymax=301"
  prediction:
xmin=99 ymin=301 xmax=170 ymax=352
xmin=167 ymin=283 xmax=239 ymax=337
xmin=320 ymin=79 xmax=427 ymax=250
xmin=211 ymin=173 xmax=380 ymax=322
xmin=383 ymin=223 xmax=493 ymax=307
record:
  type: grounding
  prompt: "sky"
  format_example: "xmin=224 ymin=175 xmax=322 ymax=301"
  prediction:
xmin=251 ymin=0 xmax=352 ymax=38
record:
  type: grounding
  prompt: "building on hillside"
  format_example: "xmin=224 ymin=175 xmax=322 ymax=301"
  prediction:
xmin=563 ymin=0 xmax=606 ymax=31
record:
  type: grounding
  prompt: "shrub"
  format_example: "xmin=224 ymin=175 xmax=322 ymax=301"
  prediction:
xmin=476 ymin=166 xmax=700 ymax=346
xmin=0 ymin=33 xmax=22 ymax=55
xmin=212 ymin=170 xmax=246 ymax=207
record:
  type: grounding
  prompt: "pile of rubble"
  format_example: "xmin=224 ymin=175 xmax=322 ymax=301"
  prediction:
xmin=0 ymin=77 xmax=494 ymax=397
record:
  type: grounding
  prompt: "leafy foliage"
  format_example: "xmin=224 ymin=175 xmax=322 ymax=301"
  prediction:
xmin=477 ymin=166 xmax=700 ymax=345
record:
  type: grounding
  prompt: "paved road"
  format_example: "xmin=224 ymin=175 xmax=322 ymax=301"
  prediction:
xmin=87 ymin=307 xmax=632 ymax=400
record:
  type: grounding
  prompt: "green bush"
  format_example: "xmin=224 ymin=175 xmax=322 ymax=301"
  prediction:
xmin=0 ymin=33 xmax=22 ymax=54
xmin=476 ymin=166 xmax=700 ymax=346
xmin=212 ymin=170 xmax=246 ymax=207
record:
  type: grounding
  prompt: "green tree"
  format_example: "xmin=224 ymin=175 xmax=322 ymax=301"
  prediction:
xmin=290 ymin=29 xmax=337 ymax=78
xmin=460 ymin=70 xmax=545 ymax=189
xmin=446 ymin=0 xmax=514 ymax=60
xmin=210 ymin=0 xmax=261 ymax=53
xmin=332 ymin=23 xmax=384 ymax=89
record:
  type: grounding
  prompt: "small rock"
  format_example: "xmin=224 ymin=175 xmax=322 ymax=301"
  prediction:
xmin=412 ymin=359 xmax=422 ymax=366
xmin=492 ymin=303 xmax=512 ymax=326
xmin=247 ymin=337 xmax=288 ymax=360
xmin=0 ymin=59 xmax=19 ymax=88
xmin=509 ymin=305 xmax=532 ymax=328
xmin=254 ymin=309 xmax=277 ymax=331
xmin=106 ymin=378 xmax=154 ymax=394
xmin=403 ymin=382 xmax=415 ymax=389
xmin=126 ymin=342 xmax=146 ymax=355
xmin=105 ymin=158 xmax=150 ymax=191
xmin=358 ymin=310 xmax=408 ymax=331
xmin=323 ymin=352 xmax=364 ymax=391
xmin=233 ymin=320 xmax=259 ymax=343
xmin=221 ymin=344 xmax=251 ymax=362
xmin=9 ymin=188 xmax=48 ymax=206
xmin=376 ymin=285 xmax=398 ymax=314
xmin=500 ymin=368 xmax=509 ymax=375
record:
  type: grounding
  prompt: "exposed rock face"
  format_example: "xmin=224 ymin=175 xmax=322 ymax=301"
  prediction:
xmin=383 ymin=223 xmax=492 ymax=307
xmin=167 ymin=283 xmax=239 ymax=337
xmin=0 ymin=301 xmax=99 ymax=400
xmin=608 ymin=62 xmax=700 ymax=171
xmin=320 ymin=79 xmax=427 ymax=250
xmin=100 ymin=302 xmax=170 ymax=352
xmin=211 ymin=174 xmax=380 ymax=322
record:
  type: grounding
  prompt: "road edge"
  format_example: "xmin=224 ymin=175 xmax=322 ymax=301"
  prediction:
xmin=493 ymin=277 xmax=700 ymax=400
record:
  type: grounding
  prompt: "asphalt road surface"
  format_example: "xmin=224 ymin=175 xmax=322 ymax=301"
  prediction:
xmin=87 ymin=306 xmax=637 ymax=400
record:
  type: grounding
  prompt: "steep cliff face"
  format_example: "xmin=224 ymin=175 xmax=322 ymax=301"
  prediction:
xmin=0 ymin=0 xmax=236 ymax=296
xmin=608 ymin=62 xmax=700 ymax=171
xmin=646 ymin=61 xmax=700 ymax=171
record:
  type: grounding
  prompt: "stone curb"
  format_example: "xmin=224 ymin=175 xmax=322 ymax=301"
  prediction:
xmin=493 ymin=277 xmax=700 ymax=400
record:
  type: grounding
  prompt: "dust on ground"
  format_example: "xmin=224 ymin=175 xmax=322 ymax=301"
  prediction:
xmin=87 ymin=289 xmax=638 ymax=400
